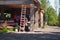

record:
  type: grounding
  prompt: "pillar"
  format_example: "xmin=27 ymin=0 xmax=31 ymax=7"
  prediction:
xmin=30 ymin=4 xmax=34 ymax=32
xmin=34 ymin=9 xmax=39 ymax=30
xmin=40 ymin=10 xmax=44 ymax=28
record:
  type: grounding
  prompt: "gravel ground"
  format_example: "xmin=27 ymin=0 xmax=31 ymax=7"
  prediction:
xmin=0 ymin=26 xmax=60 ymax=40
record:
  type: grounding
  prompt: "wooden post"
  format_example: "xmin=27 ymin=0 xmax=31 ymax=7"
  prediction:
xmin=40 ymin=12 xmax=43 ymax=28
xmin=40 ymin=9 xmax=44 ymax=28
xmin=38 ymin=10 xmax=41 ymax=28
xmin=34 ymin=9 xmax=39 ymax=30
xmin=30 ymin=4 xmax=34 ymax=32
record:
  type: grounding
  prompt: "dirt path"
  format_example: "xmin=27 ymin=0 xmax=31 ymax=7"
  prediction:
xmin=34 ymin=26 xmax=60 ymax=32
xmin=0 ymin=26 xmax=60 ymax=40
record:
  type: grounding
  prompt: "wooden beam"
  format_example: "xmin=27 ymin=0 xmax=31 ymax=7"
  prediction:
xmin=0 ymin=4 xmax=31 ymax=8
xmin=34 ymin=8 xmax=39 ymax=30
xmin=0 ymin=4 xmax=37 ymax=8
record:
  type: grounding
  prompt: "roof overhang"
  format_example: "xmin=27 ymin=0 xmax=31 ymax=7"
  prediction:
xmin=0 ymin=0 xmax=41 ymax=9
xmin=0 ymin=0 xmax=34 ymax=5
xmin=0 ymin=4 xmax=33 ymax=8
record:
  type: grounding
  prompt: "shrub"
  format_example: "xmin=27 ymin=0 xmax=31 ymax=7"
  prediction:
xmin=1 ymin=21 xmax=7 ymax=33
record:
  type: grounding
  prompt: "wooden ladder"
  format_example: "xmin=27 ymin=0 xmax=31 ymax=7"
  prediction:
xmin=20 ymin=5 xmax=26 ymax=31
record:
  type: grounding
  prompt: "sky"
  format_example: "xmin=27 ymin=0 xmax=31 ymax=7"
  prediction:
xmin=49 ymin=0 xmax=59 ymax=14
xmin=49 ymin=0 xmax=55 ymax=9
xmin=49 ymin=0 xmax=59 ymax=9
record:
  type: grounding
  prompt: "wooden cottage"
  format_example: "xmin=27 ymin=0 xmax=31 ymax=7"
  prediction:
xmin=0 ymin=0 xmax=44 ymax=32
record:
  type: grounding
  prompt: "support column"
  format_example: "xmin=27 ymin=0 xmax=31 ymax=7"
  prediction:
xmin=38 ymin=10 xmax=41 ymax=28
xmin=30 ymin=4 xmax=34 ymax=32
xmin=40 ymin=10 xmax=44 ymax=28
xmin=40 ymin=12 xmax=43 ymax=28
xmin=34 ymin=9 xmax=39 ymax=30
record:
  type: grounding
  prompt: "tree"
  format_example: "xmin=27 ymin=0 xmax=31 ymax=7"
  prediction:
xmin=58 ymin=12 xmax=60 ymax=27
xmin=46 ymin=7 xmax=57 ymax=26
xmin=41 ymin=0 xmax=47 ymax=10
xmin=40 ymin=0 xmax=49 ymax=27
xmin=40 ymin=0 xmax=57 ymax=26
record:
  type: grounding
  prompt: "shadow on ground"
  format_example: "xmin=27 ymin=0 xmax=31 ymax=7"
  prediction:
xmin=0 ymin=32 xmax=60 ymax=40
xmin=51 ymin=32 xmax=60 ymax=35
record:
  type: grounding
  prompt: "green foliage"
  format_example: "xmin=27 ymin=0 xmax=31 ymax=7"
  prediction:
xmin=41 ymin=0 xmax=47 ymax=9
xmin=46 ymin=7 xmax=57 ymax=26
xmin=2 ymin=26 xmax=7 ymax=33
xmin=1 ymin=21 xmax=7 ymax=33
xmin=7 ymin=29 xmax=14 ymax=32
xmin=58 ymin=13 xmax=60 ymax=27
xmin=40 ymin=0 xmax=57 ymax=26
xmin=41 ymin=0 xmax=49 ymax=11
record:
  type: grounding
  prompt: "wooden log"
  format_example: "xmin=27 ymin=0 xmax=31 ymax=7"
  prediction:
xmin=34 ymin=9 xmax=39 ymax=30
xmin=40 ymin=9 xmax=44 ymax=28
xmin=30 ymin=4 xmax=35 ymax=32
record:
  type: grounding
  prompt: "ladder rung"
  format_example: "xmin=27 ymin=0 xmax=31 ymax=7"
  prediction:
xmin=21 ymin=17 xmax=24 ymax=18
xmin=21 ymin=16 xmax=26 ymax=17
xmin=21 ymin=16 xmax=25 ymax=17
xmin=21 ymin=19 xmax=25 ymax=20
xmin=21 ymin=12 xmax=26 ymax=13
xmin=20 ymin=20 xmax=25 ymax=21
xmin=21 ymin=15 xmax=25 ymax=16
xmin=21 ymin=18 xmax=26 ymax=19
xmin=22 ymin=13 xmax=26 ymax=15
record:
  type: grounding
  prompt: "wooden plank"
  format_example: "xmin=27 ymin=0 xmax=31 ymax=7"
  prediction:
xmin=0 ymin=4 xmax=37 ymax=8
xmin=0 ymin=4 xmax=30 ymax=8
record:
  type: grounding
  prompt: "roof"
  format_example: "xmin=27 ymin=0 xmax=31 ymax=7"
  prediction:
xmin=0 ymin=0 xmax=34 ymax=4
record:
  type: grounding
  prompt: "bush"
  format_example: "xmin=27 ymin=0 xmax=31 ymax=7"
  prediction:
xmin=7 ymin=28 xmax=14 ymax=32
xmin=2 ymin=26 xmax=7 ymax=33
xmin=1 ymin=21 xmax=7 ymax=33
